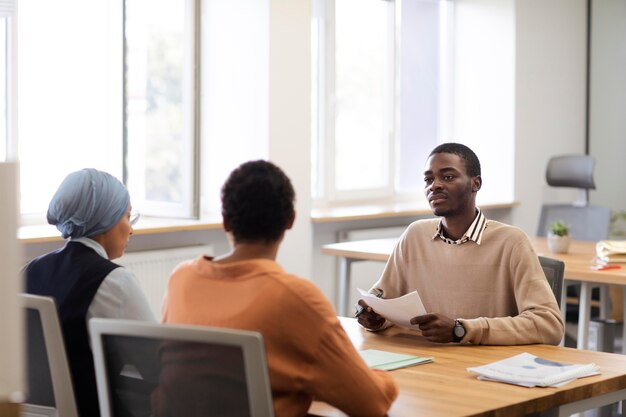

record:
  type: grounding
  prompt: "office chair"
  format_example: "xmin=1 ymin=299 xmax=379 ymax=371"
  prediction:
xmin=536 ymin=154 xmax=611 ymax=241
xmin=537 ymin=155 xmax=612 ymax=324
xmin=21 ymin=294 xmax=79 ymax=417
xmin=89 ymin=318 xmax=275 ymax=417
xmin=538 ymin=255 xmax=565 ymax=309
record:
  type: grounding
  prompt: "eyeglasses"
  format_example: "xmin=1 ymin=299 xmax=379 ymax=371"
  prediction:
xmin=130 ymin=211 xmax=141 ymax=226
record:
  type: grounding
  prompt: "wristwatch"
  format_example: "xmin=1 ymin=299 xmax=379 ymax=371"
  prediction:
xmin=452 ymin=319 xmax=466 ymax=342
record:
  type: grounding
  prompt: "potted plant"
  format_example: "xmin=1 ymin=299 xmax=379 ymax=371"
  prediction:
xmin=547 ymin=220 xmax=571 ymax=253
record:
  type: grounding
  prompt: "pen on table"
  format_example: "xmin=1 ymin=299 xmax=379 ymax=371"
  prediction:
xmin=590 ymin=264 xmax=621 ymax=271
xmin=354 ymin=292 xmax=383 ymax=318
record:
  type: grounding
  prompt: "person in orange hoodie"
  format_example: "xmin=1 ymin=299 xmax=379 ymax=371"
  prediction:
xmin=159 ymin=160 xmax=397 ymax=417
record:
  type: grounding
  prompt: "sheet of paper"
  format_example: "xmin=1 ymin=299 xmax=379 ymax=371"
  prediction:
xmin=467 ymin=352 xmax=600 ymax=388
xmin=357 ymin=288 xmax=427 ymax=329
xmin=359 ymin=349 xmax=433 ymax=371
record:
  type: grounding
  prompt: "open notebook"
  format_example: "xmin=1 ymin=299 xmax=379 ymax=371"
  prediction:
xmin=467 ymin=352 xmax=600 ymax=387
xmin=359 ymin=349 xmax=433 ymax=371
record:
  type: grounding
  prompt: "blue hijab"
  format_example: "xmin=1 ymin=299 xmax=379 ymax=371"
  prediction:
xmin=47 ymin=168 xmax=130 ymax=239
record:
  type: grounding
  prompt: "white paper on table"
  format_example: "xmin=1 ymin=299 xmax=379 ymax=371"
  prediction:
xmin=357 ymin=288 xmax=427 ymax=329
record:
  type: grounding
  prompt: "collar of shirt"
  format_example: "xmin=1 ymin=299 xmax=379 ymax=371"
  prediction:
xmin=71 ymin=236 xmax=108 ymax=259
xmin=432 ymin=208 xmax=488 ymax=245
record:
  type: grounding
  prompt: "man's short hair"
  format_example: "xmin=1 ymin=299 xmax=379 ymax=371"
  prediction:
xmin=221 ymin=160 xmax=295 ymax=243
xmin=429 ymin=142 xmax=481 ymax=177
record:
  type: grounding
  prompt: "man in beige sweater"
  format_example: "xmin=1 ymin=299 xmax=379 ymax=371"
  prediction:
xmin=357 ymin=143 xmax=564 ymax=345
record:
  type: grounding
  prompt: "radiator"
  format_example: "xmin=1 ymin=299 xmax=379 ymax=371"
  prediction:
xmin=116 ymin=245 xmax=213 ymax=317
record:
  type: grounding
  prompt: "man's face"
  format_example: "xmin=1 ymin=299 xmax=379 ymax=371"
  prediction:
xmin=423 ymin=152 xmax=481 ymax=218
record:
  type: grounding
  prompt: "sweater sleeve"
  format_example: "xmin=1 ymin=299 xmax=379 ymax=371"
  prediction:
xmin=461 ymin=236 xmax=564 ymax=345
xmin=304 ymin=318 xmax=398 ymax=417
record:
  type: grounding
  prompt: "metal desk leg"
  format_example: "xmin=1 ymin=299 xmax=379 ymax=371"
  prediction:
xmin=599 ymin=284 xmax=610 ymax=320
xmin=577 ymin=282 xmax=592 ymax=350
xmin=560 ymin=281 xmax=568 ymax=347
xmin=623 ymin=287 xmax=626 ymax=355
xmin=338 ymin=257 xmax=354 ymax=317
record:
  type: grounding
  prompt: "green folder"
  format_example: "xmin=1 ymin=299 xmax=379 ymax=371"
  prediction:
xmin=359 ymin=349 xmax=433 ymax=371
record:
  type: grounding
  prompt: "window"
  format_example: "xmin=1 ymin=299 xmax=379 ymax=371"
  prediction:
xmin=15 ymin=0 xmax=199 ymax=222
xmin=124 ymin=0 xmax=200 ymax=218
xmin=313 ymin=0 xmax=452 ymax=204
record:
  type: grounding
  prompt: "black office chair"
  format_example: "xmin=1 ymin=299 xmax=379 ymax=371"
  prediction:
xmin=538 ymin=255 xmax=565 ymax=309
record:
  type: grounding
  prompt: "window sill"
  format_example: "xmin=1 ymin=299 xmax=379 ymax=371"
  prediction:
xmin=18 ymin=216 xmax=224 ymax=244
xmin=311 ymin=200 xmax=519 ymax=223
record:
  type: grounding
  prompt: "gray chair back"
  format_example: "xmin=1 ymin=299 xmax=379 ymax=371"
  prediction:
xmin=538 ymin=256 xmax=565 ymax=309
xmin=537 ymin=204 xmax=611 ymax=241
xmin=21 ymin=294 xmax=78 ymax=417
xmin=545 ymin=154 xmax=596 ymax=189
xmin=89 ymin=318 xmax=275 ymax=417
xmin=538 ymin=154 xmax=611 ymax=241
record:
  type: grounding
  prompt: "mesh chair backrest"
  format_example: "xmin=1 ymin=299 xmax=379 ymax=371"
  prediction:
xmin=538 ymin=256 xmax=565 ymax=308
xmin=25 ymin=308 xmax=56 ymax=407
xmin=90 ymin=319 xmax=275 ymax=417
xmin=21 ymin=294 xmax=78 ymax=417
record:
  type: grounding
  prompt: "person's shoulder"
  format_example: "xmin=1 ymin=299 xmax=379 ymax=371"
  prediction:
xmin=275 ymin=272 xmax=325 ymax=297
xmin=485 ymin=220 xmax=528 ymax=237
xmin=483 ymin=220 xmax=533 ymax=247
xmin=400 ymin=218 xmax=438 ymax=243
xmin=405 ymin=217 xmax=438 ymax=234
xmin=272 ymin=272 xmax=338 ymax=314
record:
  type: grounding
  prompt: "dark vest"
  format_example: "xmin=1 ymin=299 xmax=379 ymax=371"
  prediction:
xmin=25 ymin=241 xmax=120 ymax=417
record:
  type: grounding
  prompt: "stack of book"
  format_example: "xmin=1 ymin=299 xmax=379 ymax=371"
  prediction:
xmin=467 ymin=352 xmax=600 ymax=387
xmin=596 ymin=240 xmax=626 ymax=264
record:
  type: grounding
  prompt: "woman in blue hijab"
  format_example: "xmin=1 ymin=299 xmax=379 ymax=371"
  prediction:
xmin=25 ymin=168 xmax=155 ymax=417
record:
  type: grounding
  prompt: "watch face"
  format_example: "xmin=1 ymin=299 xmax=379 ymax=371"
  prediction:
xmin=454 ymin=322 xmax=465 ymax=337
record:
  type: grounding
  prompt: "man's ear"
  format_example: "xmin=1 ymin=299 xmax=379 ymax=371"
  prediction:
xmin=286 ymin=210 xmax=296 ymax=230
xmin=472 ymin=176 xmax=482 ymax=192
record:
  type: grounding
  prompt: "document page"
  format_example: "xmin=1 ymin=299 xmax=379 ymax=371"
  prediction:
xmin=357 ymin=288 xmax=427 ymax=330
xmin=467 ymin=352 xmax=600 ymax=387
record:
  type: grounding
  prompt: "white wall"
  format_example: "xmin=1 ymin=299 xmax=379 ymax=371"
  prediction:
xmin=589 ymin=0 xmax=626 ymax=213
xmin=269 ymin=0 xmax=313 ymax=279
xmin=513 ymin=0 xmax=588 ymax=234
xmin=0 ymin=163 xmax=23 ymax=399
xmin=453 ymin=0 xmax=516 ymax=207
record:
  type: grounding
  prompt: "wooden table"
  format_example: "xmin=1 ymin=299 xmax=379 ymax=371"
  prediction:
xmin=531 ymin=238 xmax=626 ymax=351
xmin=309 ymin=318 xmax=626 ymax=417
xmin=321 ymin=237 xmax=626 ymax=351
xmin=0 ymin=402 xmax=19 ymax=417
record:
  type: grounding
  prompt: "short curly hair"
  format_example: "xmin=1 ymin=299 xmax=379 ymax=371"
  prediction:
xmin=429 ymin=142 xmax=481 ymax=177
xmin=221 ymin=160 xmax=296 ymax=243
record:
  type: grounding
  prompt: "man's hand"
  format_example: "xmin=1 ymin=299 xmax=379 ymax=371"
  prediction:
xmin=356 ymin=300 xmax=386 ymax=331
xmin=410 ymin=313 xmax=456 ymax=343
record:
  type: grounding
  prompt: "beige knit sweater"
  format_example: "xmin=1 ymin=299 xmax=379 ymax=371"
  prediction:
xmin=371 ymin=219 xmax=564 ymax=345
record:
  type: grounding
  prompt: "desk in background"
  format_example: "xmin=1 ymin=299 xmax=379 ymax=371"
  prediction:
xmin=321 ymin=237 xmax=626 ymax=352
xmin=309 ymin=317 xmax=626 ymax=417
xmin=0 ymin=402 xmax=19 ymax=417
